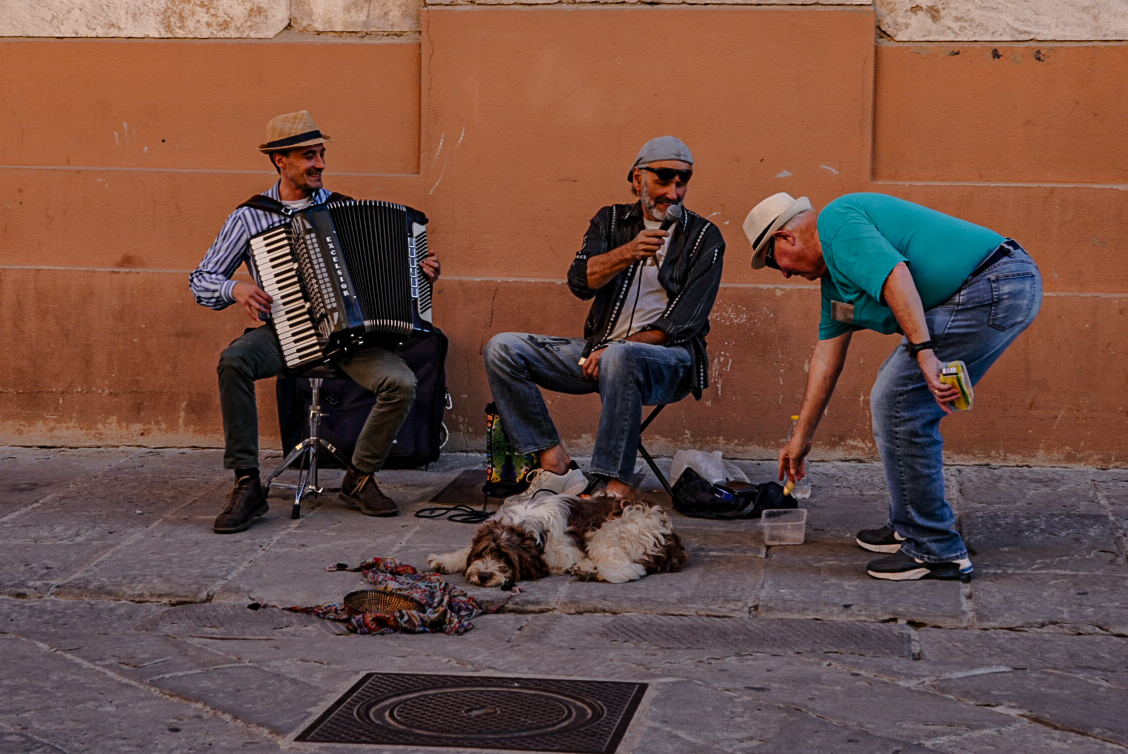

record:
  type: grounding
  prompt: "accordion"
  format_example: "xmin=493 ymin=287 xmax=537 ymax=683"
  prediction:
xmin=248 ymin=200 xmax=433 ymax=369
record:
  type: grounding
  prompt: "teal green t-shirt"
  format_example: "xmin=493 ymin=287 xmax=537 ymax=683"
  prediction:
xmin=816 ymin=193 xmax=1004 ymax=339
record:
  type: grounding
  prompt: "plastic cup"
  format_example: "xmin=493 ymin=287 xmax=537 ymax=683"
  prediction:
xmin=761 ymin=508 xmax=807 ymax=545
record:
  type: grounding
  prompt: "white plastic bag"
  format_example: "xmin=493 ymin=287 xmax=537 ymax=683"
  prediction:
xmin=669 ymin=450 xmax=749 ymax=486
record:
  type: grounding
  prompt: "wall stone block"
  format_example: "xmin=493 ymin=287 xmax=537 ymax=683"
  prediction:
xmin=0 ymin=0 xmax=289 ymax=39
xmin=426 ymin=0 xmax=867 ymax=5
xmin=8 ymin=0 xmax=1126 ymax=40
xmin=292 ymin=0 xmax=421 ymax=32
xmin=877 ymin=0 xmax=1128 ymax=42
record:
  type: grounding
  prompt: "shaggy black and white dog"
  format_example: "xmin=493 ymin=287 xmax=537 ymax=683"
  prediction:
xmin=427 ymin=493 xmax=688 ymax=588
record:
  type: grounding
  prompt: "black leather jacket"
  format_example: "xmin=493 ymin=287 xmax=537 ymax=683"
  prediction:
xmin=566 ymin=201 xmax=725 ymax=395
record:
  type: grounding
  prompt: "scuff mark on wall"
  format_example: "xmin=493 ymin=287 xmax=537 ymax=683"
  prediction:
xmin=908 ymin=4 xmax=942 ymax=23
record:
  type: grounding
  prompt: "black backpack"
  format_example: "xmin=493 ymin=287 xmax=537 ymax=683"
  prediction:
xmin=276 ymin=329 xmax=449 ymax=469
xmin=670 ymin=467 xmax=796 ymax=519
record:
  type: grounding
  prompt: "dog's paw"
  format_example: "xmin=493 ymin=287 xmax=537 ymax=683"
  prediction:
xmin=427 ymin=546 xmax=471 ymax=574
xmin=567 ymin=559 xmax=600 ymax=581
xmin=426 ymin=554 xmax=454 ymax=573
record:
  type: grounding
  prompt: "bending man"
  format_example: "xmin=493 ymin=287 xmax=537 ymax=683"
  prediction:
xmin=744 ymin=191 xmax=1041 ymax=581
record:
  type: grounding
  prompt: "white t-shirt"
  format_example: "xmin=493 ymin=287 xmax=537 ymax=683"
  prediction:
xmin=607 ymin=219 xmax=673 ymax=341
xmin=282 ymin=197 xmax=313 ymax=211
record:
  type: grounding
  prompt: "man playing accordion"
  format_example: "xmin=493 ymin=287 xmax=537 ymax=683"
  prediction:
xmin=190 ymin=111 xmax=440 ymax=533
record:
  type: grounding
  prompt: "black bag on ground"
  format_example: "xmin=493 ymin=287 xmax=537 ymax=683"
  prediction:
xmin=671 ymin=467 xmax=796 ymax=519
xmin=276 ymin=329 xmax=449 ymax=470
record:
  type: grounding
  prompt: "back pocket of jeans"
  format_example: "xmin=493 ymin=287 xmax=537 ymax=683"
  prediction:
xmin=988 ymin=271 xmax=1039 ymax=331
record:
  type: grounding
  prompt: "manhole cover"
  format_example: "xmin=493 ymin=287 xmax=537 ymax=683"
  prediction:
xmin=296 ymin=672 xmax=647 ymax=753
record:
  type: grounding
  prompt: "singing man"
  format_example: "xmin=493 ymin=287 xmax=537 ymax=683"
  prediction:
xmin=482 ymin=136 xmax=725 ymax=500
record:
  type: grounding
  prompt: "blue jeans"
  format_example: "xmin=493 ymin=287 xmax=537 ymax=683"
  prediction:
xmin=870 ymin=244 xmax=1042 ymax=562
xmin=483 ymin=333 xmax=693 ymax=483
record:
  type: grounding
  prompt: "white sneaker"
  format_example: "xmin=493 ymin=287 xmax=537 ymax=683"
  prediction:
xmin=505 ymin=466 xmax=588 ymax=504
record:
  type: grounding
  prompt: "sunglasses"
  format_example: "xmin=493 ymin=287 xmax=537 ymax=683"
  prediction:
xmin=640 ymin=166 xmax=693 ymax=183
xmin=763 ymin=240 xmax=780 ymax=270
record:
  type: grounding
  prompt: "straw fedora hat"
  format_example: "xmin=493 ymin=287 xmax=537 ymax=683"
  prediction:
xmin=258 ymin=110 xmax=333 ymax=153
xmin=743 ymin=192 xmax=813 ymax=269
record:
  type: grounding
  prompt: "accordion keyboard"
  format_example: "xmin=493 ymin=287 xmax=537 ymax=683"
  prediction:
xmin=249 ymin=225 xmax=323 ymax=368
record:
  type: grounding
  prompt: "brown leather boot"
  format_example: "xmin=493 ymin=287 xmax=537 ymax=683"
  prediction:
xmin=340 ymin=469 xmax=398 ymax=517
xmin=213 ymin=475 xmax=269 ymax=533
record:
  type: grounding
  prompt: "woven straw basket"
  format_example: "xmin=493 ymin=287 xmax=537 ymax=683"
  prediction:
xmin=343 ymin=589 xmax=423 ymax=616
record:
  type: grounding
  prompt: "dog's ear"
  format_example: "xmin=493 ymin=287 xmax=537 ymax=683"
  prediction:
xmin=504 ymin=531 xmax=550 ymax=581
xmin=468 ymin=521 xmax=503 ymax=561
xmin=653 ymin=530 xmax=690 ymax=573
xmin=633 ymin=526 xmax=689 ymax=575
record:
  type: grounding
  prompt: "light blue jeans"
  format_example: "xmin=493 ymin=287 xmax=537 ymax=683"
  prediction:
xmin=482 ymin=333 xmax=693 ymax=483
xmin=870 ymin=244 xmax=1042 ymax=562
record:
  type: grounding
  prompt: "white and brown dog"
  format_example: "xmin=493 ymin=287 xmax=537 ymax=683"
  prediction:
xmin=427 ymin=493 xmax=688 ymax=588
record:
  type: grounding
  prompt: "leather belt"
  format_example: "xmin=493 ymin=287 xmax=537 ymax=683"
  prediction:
xmin=969 ymin=238 xmax=1021 ymax=279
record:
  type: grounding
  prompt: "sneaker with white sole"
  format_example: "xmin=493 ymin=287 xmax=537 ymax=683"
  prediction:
xmin=866 ymin=551 xmax=973 ymax=582
xmin=855 ymin=524 xmax=906 ymax=553
xmin=505 ymin=464 xmax=588 ymax=504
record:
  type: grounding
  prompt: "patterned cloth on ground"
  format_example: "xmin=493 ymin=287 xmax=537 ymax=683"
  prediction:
xmin=254 ymin=556 xmax=512 ymax=635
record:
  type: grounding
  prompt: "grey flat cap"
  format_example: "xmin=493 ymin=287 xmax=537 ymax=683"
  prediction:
xmin=627 ymin=136 xmax=694 ymax=181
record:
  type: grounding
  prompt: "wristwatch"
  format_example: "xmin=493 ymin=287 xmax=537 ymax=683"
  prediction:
xmin=904 ymin=339 xmax=935 ymax=358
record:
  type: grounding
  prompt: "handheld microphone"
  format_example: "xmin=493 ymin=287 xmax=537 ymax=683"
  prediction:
xmin=644 ymin=204 xmax=682 ymax=267
xmin=660 ymin=203 xmax=683 ymax=232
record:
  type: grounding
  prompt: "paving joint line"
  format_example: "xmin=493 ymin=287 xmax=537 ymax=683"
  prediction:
xmin=1094 ymin=481 xmax=1128 ymax=565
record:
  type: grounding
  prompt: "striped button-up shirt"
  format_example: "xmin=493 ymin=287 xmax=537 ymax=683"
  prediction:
xmin=189 ymin=183 xmax=331 ymax=311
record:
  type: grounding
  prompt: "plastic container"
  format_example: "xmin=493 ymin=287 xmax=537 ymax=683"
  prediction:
xmin=761 ymin=508 xmax=807 ymax=545
xmin=784 ymin=415 xmax=812 ymax=499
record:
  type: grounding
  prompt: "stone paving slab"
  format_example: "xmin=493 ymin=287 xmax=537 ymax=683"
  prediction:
xmin=631 ymin=683 xmax=940 ymax=754
xmin=935 ymin=725 xmax=1128 ymax=754
xmin=963 ymin=511 xmax=1122 ymax=572
xmin=1 ymin=542 xmax=114 ymax=598
xmin=0 ymin=448 xmax=135 ymax=515
xmin=0 ymin=450 xmax=227 ymax=547
xmin=1097 ymin=476 xmax=1128 ymax=535
xmin=756 ymin=543 xmax=971 ymax=626
xmin=153 ymin=663 xmax=327 ymax=736
xmin=0 ymin=634 xmax=278 ymax=753
xmin=717 ymin=654 xmax=1016 ymax=742
xmin=951 ymin=465 xmax=1113 ymax=515
xmin=918 ymin=625 xmax=1128 ymax=667
xmin=935 ymin=669 xmax=1128 ymax=747
xmin=795 ymin=487 xmax=892 ymax=540
xmin=212 ymin=512 xmax=436 ymax=607
xmin=971 ymin=571 xmax=1128 ymax=632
